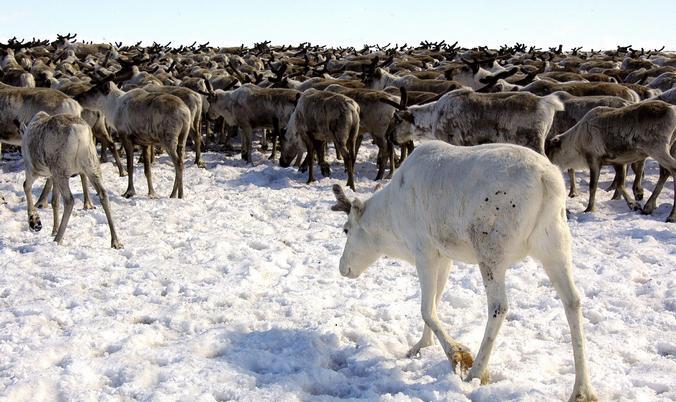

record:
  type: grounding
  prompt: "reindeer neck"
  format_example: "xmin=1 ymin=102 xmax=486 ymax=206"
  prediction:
xmin=410 ymin=103 xmax=437 ymax=130
xmin=362 ymin=188 xmax=410 ymax=262
xmin=102 ymin=87 xmax=126 ymax=123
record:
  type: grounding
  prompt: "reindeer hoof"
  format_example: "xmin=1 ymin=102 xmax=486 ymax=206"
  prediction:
xmin=641 ymin=205 xmax=655 ymax=215
xmin=35 ymin=201 xmax=49 ymax=209
xmin=568 ymin=386 xmax=598 ymax=402
xmin=119 ymin=171 xmax=128 ymax=177
xmin=111 ymin=240 xmax=124 ymax=249
xmin=29 ymin=217 xmax=42 ymax=232
xmin=122 ymin=190 xmax=135 ymax=199
xmin=448 ymin=345 xmax=474 ymax=375
xmin=635 ymin=191 xmax=644 ymax=201
xmin=466 ymin=368 xmax=490 ymax=385
xmin=667 ymin=216 xmax=675 ymax=223
xmin=148 ymin=192 xmax=159 ymax=199
xmin=406 ymin=339 xmax=433 ymax=358
xmin=196 ymin=160 xmax=206 ymax=169
xmin=628 ymin=202 xmax=641 ymax=211
xmin=406 ymin=348 xmax=421 ymax=358
xmin=83 ymin=202 xmax=96 ymax=210
xmin=568 ymin=191 xmax=579 ymax=198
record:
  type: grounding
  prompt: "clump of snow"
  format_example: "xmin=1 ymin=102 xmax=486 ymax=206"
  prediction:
xmin=0 ymin=146 xmax=674 ymax=401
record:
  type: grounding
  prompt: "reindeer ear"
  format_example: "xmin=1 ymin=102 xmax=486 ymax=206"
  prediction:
xmin=351 ymin=198 xmax=365 ymax=218
xmin=331 ymin=184 xmax=352 ymax=214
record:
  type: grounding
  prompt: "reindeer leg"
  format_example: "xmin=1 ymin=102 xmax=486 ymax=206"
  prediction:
xmin=52 ymin=176 xmax=74 ymax=245
xmin=194 ymin=113 xmax=204 ymax=168
xmin=142 ymin=146 xmax=158 ymax=199
xmin=35 ymin=178 xmax=53 ymax=209
xmin=99 ymin=139 xmax=108 ymax=163
xmin=466 ymin=262 xmax=507 ymax=385
xmin=416 ymin=251 xmax=473 ymax=376
xmin=330 ymin=141 xmax=340 ymax=161
xmin=80 ymin=173 xmax=95 ymax=210
xmin=533 ymin=230 xmax=597 ymax=402
xmin=316 ymin=140 xmax=330 ymax=177
xmin=631 ymin=160 xmax=645 ymax=201
xmin=385 ymin=138 xmax=395 ymax=180
xmin=408 ymin=261 xmax=452 ymax=358
xmin=642 ymin=166 xmax=669 ymax=216
xmin=121 ymin=138 xmax=136 ymax=198
xmin=168 ymin=137 xmax=186 ymax=199
xmin=260 ymin=129 xmax=269 ymax=151
xmin=336 ymin=141 xmax=355 ymax=191
xmin=568 ymin=169 xmax=579 ymax=198
xmin=374 ymin=137 xmax=386 ymax=181
xmin=605 ymin=165 xmax=620 ymax=193
xmin=23 ymin=174 xmax=41 ymax=232
xmin=51 ymin=181 xmax=61 ymax=237
xmin=242 ymin=125 xmax=254 ymax=164
xmin=109 ymin=141 xmax=127 ymax=177
xmin=269 ymin=119 xmax=279 ymax=160
xmin=177 ymin=142 xmax=185 ymax=199
xmin=305 ymin=137 xmax=315 ymax=184
xmin=610 ymin=165 xmax=625 ymax=200
xmin=612 ymin=163 xmax=641 ymax=210
xmin=88 ymin=172 xmax=123 ymax=249
xmin=584 ymin=160 xmax=601 ymax=213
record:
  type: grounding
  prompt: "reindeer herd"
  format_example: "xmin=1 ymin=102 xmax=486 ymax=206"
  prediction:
xmin=2 ymin=35 xmax=676 ymax=401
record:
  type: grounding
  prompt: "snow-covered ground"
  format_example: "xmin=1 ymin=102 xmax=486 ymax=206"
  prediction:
xmin=0 ymin=144 xmax=674 ymax=401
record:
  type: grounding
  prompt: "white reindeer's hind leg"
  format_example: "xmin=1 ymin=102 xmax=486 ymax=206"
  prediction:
xmin=466 ymin=262 xmax=507 ymax=385
xmin=532 ymin=223 xmax=597 ymax=402
xmin=416 ymin=252 xmax=473 ymax=374
xmin=407 ymin=260 xmax=452 ymax=358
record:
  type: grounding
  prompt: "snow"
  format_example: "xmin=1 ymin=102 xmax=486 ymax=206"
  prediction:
xmin=0 ymin=144 xmax=674 ymax=401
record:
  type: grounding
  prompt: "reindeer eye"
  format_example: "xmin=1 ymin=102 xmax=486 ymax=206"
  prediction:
xmin=343 ymin=229 xmax=348 ymax=234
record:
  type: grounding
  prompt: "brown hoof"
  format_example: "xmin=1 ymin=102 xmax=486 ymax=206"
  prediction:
xmin=450 ymin=348 xmax=474 ymax=374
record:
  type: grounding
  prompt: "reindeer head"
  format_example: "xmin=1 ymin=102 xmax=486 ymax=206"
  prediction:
xmin=278 ymin=111 xmax=304 ymax=168
xmin=74 ymin=75 xmax=116 ymax=110
xmin=379 ymin=87 xmax=415 ymax=144
xmin=330 ymin=184 xmax=380 ymax=278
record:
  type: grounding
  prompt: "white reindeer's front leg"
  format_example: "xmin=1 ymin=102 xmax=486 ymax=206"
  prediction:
xmin=466 ymin=262 xmax=508 ymax=385
xmin=416 ymin=252 xmax=473 ymax=374
xmin=408 ymin=260 xmax=453 ymax=358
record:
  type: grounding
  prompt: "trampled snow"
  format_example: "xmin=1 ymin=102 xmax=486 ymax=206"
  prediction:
xmin=0 ymin=144 xmax=674 ymax=401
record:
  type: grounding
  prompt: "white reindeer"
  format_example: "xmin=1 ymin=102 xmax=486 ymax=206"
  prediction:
xmin=330 ymin=141 xmax=596 ymax=402
xmin=19 ymin=112 xmax=123 ymax=248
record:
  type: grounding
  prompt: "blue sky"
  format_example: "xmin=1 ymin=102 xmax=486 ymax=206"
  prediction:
xmin=2 ymin=1 xmax=674 ymax=50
